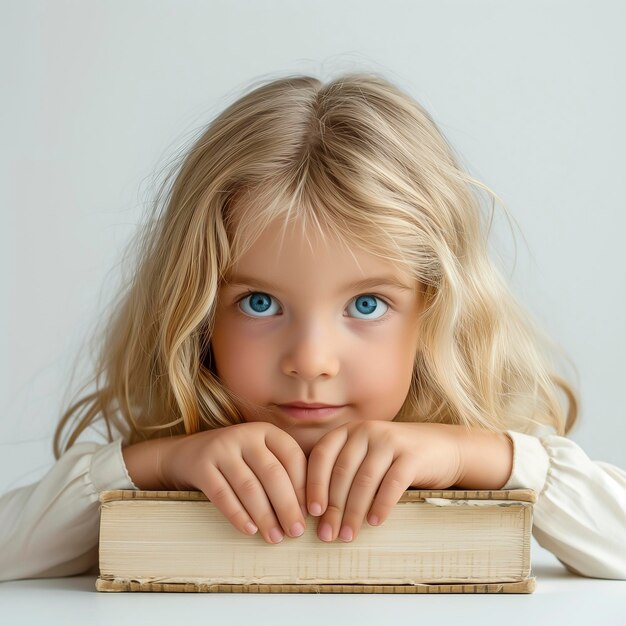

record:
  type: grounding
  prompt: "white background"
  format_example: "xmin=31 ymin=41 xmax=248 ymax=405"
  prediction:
xmin=1 ymin=0 xmax=625 ymax=497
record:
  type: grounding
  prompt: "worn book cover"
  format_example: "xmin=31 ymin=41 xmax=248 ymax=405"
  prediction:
xmin=96 ymin=488 xmax=536 ymax=594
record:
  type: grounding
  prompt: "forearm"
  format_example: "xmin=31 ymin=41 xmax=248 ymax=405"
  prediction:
xmin=453 ymin=428 xmax=514 ymax=490
xmin=121 ymin=435 xmax=188 ymax=490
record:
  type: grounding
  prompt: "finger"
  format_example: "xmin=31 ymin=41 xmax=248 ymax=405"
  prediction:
xmin=366 ymin=454 xmax=416 ymax=529
xmin=265 ymin=428 xmax=309 ymax=524
xmin=320 ymin=432 xmax=369 ymax=542
xmin=197 ymin=462 xmax=267 ymax=540
xmin=338 ymin=446 xmax=394 ymax=542
xmin=216 ymin=453 xmax=287 ymax=544
xmin=306 ymin=428 xmax=348 ymax=518
xmin=244 ymin=442 xmax=306 ymax=540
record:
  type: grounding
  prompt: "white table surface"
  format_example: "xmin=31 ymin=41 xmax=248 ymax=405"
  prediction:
xmin=1 ymin=538 xmax=624 ymax=626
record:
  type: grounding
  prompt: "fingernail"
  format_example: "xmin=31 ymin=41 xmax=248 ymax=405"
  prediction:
xmin=269 ymin=527 xmax=284 ymax=543
xmin=244 ymin=522 xmax=258 ymax=535
xmin=339 ymin=525 xmax=353 ymax=542
xmin=319 ymin=522 xmax=333 ymax=542
xmin=369 ymin=514 xmax=379 ymax=526
xmin=309 ymin=502 xmax=322 ymax=516
xmin=290 ymin=521 xmax=304 ymax=537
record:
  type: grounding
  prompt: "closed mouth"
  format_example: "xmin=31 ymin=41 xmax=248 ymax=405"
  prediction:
xmin=280 ymin=403 xmax=343 ymax=409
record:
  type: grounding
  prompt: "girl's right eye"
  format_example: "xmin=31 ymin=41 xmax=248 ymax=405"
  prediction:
xmin=236 ymin=291 xmax=280 ymax=318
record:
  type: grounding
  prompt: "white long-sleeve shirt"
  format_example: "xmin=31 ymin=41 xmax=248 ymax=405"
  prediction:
xmin=0 ymin=428 xmax=625 ymax=582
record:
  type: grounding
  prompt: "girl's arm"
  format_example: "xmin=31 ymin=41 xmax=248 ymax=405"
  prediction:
xmin=453 ymin=428 xmax=514 ymax=490
xmin=500 ymin=429 xmax=626 ymax=580
xmin=0 ymin=438 xmax=138 ymax=582
xmin=120 ymin=434 xmax=188 ymax=490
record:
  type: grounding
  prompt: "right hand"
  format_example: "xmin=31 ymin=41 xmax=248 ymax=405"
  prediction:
xmin=161 ymin=422 xmax=308 ymax=545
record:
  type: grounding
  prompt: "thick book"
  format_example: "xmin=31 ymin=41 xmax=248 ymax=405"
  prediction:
xmin=96 ymin=488 xmax=536 ymax=594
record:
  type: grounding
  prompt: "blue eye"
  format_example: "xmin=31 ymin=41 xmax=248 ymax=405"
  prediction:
xmin=236 ymin=291 xmax=389 ymax=321
xmin=238 ymin=292 xmax=280 ymax=317
xmin=347 ymin=294 xmax=389 ymax=320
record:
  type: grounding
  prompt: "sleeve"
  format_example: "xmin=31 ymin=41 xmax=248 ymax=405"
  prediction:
xmin=502 ymin=429 xmax=626 ymax=580
xmin=0 ymin=438 xmax=139 ymax=582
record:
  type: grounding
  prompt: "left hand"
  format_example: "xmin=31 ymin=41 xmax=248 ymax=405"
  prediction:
xmin=306 ymin=420 xmax=463 ymax=543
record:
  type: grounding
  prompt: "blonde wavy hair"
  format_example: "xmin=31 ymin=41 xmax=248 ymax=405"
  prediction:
xmin=53 ymin=72 xmax=579 ymax=459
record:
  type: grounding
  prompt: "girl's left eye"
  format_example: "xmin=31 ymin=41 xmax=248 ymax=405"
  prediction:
xmin=235 ymin=291 xmax=391 ymax=321
xmin=346 ymin=294 xmax=390 ymax=320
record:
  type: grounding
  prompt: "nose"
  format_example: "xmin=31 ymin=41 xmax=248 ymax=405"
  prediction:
xmin=280 ymin=317 xmax=340 ymax=381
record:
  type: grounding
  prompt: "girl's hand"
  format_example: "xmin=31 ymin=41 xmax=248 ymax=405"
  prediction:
xmin=306 ymin=421 xmax=463 ymax=543
xmin=162 ymin=422 xmax=309 ymax=544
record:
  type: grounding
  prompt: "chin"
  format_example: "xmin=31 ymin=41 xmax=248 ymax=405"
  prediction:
xmin=283 ymin=425 xmax=323 ymax=456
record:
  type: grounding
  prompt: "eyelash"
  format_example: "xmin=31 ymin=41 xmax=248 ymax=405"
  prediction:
xmin=233 ymin=289 xmax=394 ymax=323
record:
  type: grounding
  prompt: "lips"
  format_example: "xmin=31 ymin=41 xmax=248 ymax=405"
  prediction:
xmin=281 ymin=401 xmax=342 ymax=409
xmin=277 ymin=403 xmax=345 ymax=421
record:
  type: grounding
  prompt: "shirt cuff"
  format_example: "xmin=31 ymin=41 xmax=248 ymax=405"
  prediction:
xmin=502 ymin=430 xmax=551 ymax=496
xmin=89 ymin=438 xmax=139 ymax=493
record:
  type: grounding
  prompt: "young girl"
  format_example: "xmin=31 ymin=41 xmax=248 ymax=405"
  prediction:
xmin=1 ymin=73 xmax=625 ymax=582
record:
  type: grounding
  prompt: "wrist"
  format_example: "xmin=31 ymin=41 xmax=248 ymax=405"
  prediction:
xmin=453 ymin=428 xmax=514 ymax=490
xmin=121 ymin=434 xmax=188 ymax=491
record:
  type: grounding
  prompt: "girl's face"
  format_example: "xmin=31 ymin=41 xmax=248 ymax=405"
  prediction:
xmin=210 ymin=216 xmax=424 ymax=457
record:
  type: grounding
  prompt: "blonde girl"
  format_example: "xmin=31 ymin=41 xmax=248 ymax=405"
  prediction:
xmin=1 ymin=73 xmax=624 ymax=581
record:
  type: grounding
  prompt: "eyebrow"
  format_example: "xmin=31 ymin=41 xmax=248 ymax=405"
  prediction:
xmin=224 ymin=274 xmax=414 ymax=293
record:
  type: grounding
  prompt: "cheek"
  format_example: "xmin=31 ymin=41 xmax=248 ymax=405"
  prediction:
xmin=210 ymin=317 xmax=269 ymax=397
xmin=350 ymin=331 xmax=415 ymax=417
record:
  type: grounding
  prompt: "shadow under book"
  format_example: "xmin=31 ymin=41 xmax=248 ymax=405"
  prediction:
xmin=96 ymin=487 xmax=536 ymax=594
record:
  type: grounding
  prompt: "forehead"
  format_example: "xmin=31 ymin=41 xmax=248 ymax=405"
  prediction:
xmin=224 ymin=216 xmax=415 ymax=293
xmin=227 ymin=218 xmax=406 ymax=277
